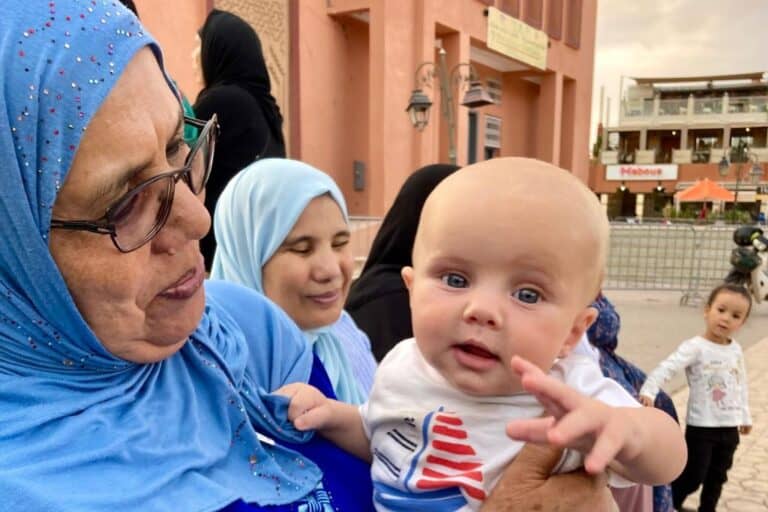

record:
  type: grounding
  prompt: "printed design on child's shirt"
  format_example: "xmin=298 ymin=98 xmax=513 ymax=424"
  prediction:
xmin=296 ymin=483 xmax=334 ymax=512
xmin=704 ymin=362 xmax=741 ymax=412
xmin=372 ymin=407 xmax=485 ymax=511
xmin=708 ymin=374 xmax=727 ymax=405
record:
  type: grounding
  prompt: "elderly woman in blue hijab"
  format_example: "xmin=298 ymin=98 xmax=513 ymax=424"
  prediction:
xmin=0 ymin=2 xmax=372 ymax=510
xmin=210 ymin=159 xmax=376 ymax=404
xmin=0 ymin=2 xmax=617 ymax=510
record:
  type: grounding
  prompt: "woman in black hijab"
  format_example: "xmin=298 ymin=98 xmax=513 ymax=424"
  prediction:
xmin=194 ymin=9 xmax=286 ymax=269
xmin=346 ymin=164 xmax=459 ymax=361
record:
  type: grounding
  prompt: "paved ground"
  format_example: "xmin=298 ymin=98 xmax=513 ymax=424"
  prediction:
xmin=605 ymin=290 xmax=768 ymax=511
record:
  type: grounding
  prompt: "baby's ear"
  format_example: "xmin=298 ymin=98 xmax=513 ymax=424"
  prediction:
xmin=401 ymin=266 xmax=414 ymax=292
xmin=558 ymin=307 xmax=598 ymax=358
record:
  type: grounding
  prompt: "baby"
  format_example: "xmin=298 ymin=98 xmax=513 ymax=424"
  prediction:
xmin=277 ymin=158 xmax=685 ymax=511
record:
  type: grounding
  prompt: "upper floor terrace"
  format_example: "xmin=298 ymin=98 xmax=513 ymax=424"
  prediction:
xmin=618 ymin=72 xmax=768 ymax=128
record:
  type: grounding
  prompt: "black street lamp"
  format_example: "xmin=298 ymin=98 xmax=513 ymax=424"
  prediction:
xmin=405 ymin=48 xmax=494 ymax=165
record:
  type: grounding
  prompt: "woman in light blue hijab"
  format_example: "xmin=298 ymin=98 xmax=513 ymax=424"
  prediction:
xmin=0 ymin=2 xmax=372 ymax=510
xmin=211 ymin=159 xmax=376 ymax=404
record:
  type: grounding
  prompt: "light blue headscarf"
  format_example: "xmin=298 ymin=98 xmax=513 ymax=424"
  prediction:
xmin=211 ymin=158 xmax=367 ymax=404
xmin=0 ymin=2 xmax=320 ymax=510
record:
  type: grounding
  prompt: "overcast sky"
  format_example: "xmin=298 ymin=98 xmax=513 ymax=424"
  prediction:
xmin=591 ymin=0 xmax=768 ymax=138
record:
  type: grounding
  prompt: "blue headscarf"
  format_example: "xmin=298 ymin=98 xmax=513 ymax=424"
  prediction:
xmin=0 ymin=2 xmax=320 ymax=510
xmin=211 ymin=159 xmax=367 ymax=404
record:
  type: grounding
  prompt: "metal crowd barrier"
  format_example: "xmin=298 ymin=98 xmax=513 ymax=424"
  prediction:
xmin=350 ymin=217 xmax=736 ymax=303
xmin=605 ymin=223 xmax=734 ymax=305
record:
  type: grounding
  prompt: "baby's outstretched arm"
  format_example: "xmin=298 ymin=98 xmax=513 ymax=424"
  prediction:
xmin=273 ymin=383 xmax=371 ymax=462
xmin=505 ymin=356 xmax=686 ymax=485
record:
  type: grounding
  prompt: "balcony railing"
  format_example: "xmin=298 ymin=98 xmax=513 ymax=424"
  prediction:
xmin=600 ymin=146 xmax=768 ymax=165
xmin=727 ymin=95 xmax=768 ymax=113
xmin=658 ymin=99 xmax=688 ymax=116
xmin=620 ymin=95 xmax=768 ymax=124
xmin=693 ymin=98 xmax=722 ymax=115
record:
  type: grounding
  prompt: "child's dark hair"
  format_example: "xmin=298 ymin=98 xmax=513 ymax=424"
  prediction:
xmin=707 ymin=283 xmax=752 ymax=318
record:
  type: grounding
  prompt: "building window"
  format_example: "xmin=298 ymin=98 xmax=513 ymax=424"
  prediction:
xmin=565 ymin=0 xmax=582 ymax=49
xmin=547 ymin=0 xmax=563 ymax=40
xmin=523 ymin=0 xmax=543 ymax=29
xmin=485 ymin=115 xmax=502 ymax=151
xmin=486 ymin=78 xmax=502 ymax=105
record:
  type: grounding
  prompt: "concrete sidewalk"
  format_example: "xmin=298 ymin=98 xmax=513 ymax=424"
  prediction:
xmin=604 ymin=290 xmax=768 ymax=511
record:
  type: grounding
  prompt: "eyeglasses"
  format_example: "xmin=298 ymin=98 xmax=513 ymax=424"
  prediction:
xmin=51 ymin=115 xmax=219 ymax=253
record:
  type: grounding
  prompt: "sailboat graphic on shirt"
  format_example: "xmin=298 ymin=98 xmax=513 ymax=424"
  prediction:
xmin=372 ymin=408 xmax=486 ymax=511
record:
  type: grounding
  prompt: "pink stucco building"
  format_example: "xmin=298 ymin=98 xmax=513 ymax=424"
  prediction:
xmin=134 ymin=0 xmax=597 ymax=215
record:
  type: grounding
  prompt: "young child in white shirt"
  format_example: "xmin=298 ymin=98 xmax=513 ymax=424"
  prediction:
xmin=278 ymin=157 xmax=686 ymax=511
xmin=640 ymin=283 xmax=752 ymax=512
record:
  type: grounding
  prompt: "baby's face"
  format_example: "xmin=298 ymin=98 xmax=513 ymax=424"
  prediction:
xmin=403 ymin=159 xmax=602 ymax=396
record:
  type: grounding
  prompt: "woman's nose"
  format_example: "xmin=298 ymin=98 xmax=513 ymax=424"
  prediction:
xmin=152 ymin=182 xmax=211 ymax=253
xmin=310 ymin=247 xmax=342 ymax=282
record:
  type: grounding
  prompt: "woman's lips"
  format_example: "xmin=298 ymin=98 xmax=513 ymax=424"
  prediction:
xmin=307 ymin=290 xmax=341 ymax=306
xmin=158 ymin=259 xmax=205 ymax=300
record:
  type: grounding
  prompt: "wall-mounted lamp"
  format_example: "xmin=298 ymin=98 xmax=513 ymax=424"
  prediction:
xmin=671 ymin=130 xmax=677 ymax=136
xmin=654 ymin=181 xmax=665 ymax=193
xmin=405 ymin=89 xmax=432 ymax=132
xmin=405 ymin=47 xmax=494 ymax=164
xmin=618 ymin=181 xmax=628 ymax=192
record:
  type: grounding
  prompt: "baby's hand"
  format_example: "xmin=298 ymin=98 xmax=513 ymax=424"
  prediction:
xmin=740 ymin=425 xmax=752 ymax=435
xmin=273 ymin=383 xmax=334 ymax=431
xmin=505 ymin=356 xmax=643 ymax=475
xmin=638 ymin=395 xmax=654 ymax=407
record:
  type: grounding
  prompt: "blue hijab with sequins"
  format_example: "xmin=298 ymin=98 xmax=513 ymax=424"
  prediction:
xmin=210 ymin=159 xmax=368 ymax=405
xmin=0 ymin=2 xmax=322 ymax=510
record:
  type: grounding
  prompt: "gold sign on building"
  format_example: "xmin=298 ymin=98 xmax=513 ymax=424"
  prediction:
xmin=486 ymin=7 xmax=548 ymax=71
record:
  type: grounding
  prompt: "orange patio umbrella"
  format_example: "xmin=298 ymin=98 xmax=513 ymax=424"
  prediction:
xmin=675 ymin=178 xmax=735 ymax=202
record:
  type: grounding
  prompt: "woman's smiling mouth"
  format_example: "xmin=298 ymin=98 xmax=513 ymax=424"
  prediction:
xmin=307 ymin=290 xmax=341 ymax=305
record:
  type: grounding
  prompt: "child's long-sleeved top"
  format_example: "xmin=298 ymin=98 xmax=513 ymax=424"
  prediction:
xmin=640 ymin=335 xmax=751 ymax=427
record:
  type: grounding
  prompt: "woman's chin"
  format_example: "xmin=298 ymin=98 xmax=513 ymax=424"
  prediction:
xmin=142 ymin=289 xmax=207 ymax=352
xmin=298 ymin=309 xmax=342 ymax=330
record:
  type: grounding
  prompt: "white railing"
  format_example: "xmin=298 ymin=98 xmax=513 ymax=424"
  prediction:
xmin=693 ymin=98 xmax=722 ymax=115
xmin=620 ymin=95 xmax=768 ymax=125
xmin=658 ymin=99 xmax=688 ymax=116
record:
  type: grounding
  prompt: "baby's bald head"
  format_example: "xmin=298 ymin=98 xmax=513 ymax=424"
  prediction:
xmin=414 ymin=157 xmax=609 ymax=304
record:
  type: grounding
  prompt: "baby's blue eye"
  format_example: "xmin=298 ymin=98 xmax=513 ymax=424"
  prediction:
xmin=514 ymin=288 xmax=540 ymax=304
xmin=441 ymin=273 xmax=468 ymax=288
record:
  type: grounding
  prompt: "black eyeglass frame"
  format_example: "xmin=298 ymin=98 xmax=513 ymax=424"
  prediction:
xmin=50 ymin=114 xmax=218 ymax=253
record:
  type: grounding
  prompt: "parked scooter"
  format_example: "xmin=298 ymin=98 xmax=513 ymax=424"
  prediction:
xmin=725 ymin=225 xmax=768 ymax=304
